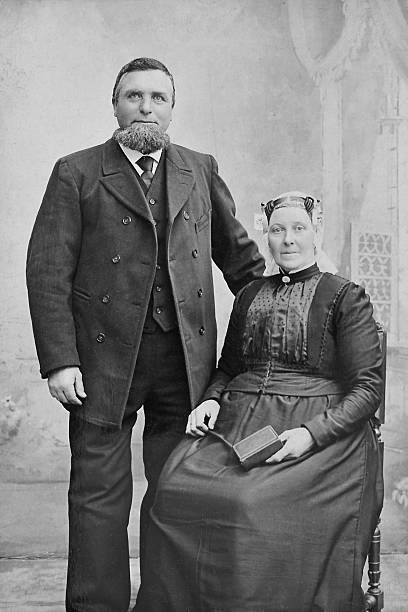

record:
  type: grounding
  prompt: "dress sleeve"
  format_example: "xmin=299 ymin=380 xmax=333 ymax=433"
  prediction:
xmin=302 ymin=283 xmax=383 ymax=447
xmin=200 ymin=286 xmax=247 ymax=402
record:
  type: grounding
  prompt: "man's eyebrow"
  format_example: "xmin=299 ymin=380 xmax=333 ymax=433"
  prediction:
xmin=123 ymin=87 xmax=170 ymax=98
xmin=123 ymin=88 xmax=141 ymax=96
xmin=151 ymin=90 xmax=170 ymax=98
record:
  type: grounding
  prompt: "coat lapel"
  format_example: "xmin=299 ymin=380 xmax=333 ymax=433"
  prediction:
xmin=165 ymin=145 xmax=195 ymax=223
xmin=100 ymin=139 xmax=153 ymax=223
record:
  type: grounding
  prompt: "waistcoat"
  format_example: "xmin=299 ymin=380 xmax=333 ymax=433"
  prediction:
xmin=140 ymin=154 xmax=177 ymax=333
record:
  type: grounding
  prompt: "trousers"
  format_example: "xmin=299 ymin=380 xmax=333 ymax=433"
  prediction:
xmin=65 ymin=328 xmax=190 ymax=611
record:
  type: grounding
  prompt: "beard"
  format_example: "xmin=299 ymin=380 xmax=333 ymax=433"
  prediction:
xmin=113 ymin=122 xmax=170 ymax=154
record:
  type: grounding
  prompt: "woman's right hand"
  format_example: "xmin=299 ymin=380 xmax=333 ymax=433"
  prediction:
xmin=186 ymin=399 xmax=220 ymax=437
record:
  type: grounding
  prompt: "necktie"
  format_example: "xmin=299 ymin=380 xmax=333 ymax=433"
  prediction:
xmin=137 ymin=156 xmax=154 ymax=191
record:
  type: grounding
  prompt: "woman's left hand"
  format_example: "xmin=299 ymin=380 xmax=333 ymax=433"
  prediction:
xmin=265 ymin=427 xmax=315 ymax=464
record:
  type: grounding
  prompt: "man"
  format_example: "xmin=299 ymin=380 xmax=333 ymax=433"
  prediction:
xmin=26 ymin=57 xmax=265 ymax=611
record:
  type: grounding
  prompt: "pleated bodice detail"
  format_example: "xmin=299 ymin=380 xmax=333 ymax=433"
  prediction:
xmin=242 ymin=271 xmax=322 ymax=368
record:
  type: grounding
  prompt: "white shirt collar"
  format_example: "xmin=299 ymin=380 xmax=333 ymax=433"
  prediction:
xmin=118 ymin=144 xmax=162 ymax=174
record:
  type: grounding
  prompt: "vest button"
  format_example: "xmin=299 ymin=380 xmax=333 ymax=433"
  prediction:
xmin=183 ymin=210 xmax=190 ymax=221
xmin=96 ymin=332 xmax=106 ymax=343
xmin=156 ymin=306 xmax=163 ymax=315
xmin=101 ymin=295 xmax=111 ymax=304
xmin=192 ymin=249 xmax=198 ymax=258
xmin=111 ymin=254 xmax=121 ymax=264
xmin=149 ymin=198 xmax=156 ymax=206
xmin=122 ymin=216 xmax=132 ymax=225
xmin=197 ymin=288 xmax=203 ymax=297
xmin=156 ymin=285 xmax=162 ymax=292
xmin=199 ymin=326 xmax=206 ymax=336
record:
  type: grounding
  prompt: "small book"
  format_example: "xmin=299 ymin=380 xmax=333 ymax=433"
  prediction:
xmin=232 ymin=425 xmax=283 ymax=470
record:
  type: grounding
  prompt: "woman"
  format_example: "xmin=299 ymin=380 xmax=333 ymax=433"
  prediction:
xmin=135 ymin=192 xmax=384 ymax=612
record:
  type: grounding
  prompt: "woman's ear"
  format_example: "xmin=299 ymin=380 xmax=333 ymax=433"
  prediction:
xmin=263 ymin=232 xmax=277 ymax=275
xmin=262 ymin=216 xmax=269 ymax=235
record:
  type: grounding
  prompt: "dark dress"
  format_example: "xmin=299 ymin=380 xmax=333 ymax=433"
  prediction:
xmin=135 ymin=265 xmax=384 ymax=612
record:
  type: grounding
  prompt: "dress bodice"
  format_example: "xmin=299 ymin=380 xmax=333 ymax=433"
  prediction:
xmin=242 ymin=269 xmax=321 ymax=367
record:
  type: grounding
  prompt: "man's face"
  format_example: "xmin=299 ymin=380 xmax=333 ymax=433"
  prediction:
xmin=114 ymin=69 xmax=173 ymax=132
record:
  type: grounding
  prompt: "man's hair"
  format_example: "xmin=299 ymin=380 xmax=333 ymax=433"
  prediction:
xmin=112 ymin=57 xmax=176 ymax=107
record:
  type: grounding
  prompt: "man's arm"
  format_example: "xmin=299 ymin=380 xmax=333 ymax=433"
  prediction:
xmin=27 ymin=158 xmax=83 ymax=397
xmin=209 ymin=156 xmax=265 ymax=294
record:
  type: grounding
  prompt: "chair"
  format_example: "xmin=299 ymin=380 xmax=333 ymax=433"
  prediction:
xmin=364 ymin=322 xmax=387 ymax=611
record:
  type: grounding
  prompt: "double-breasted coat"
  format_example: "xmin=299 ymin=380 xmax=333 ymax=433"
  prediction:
xmin=26 ymin=138 xmax=265 ymax=427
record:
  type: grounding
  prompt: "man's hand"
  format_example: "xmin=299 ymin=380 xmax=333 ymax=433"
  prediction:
xmin=265 ymin=427 xmax=315 ymax=464
xmin=48 ymin=367 xmax=87 ymax=406
xmin=186 ymin=399 xmax=220 ymax=437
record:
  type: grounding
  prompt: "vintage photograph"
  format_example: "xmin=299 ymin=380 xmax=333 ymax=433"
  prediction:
xmin=0 ymin=1 xmax=407 ymax=610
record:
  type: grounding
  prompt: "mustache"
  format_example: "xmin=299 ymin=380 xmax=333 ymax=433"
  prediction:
xmin=113 ymin=122 xmax=170 ymax=154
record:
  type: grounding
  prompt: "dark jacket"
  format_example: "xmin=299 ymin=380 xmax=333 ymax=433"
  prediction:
xmin=26 ymin=138 xmax=265 ymax=426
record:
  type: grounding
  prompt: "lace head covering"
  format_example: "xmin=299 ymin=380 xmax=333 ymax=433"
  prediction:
xmin=261 ymin=190 xmax=322 ymax=228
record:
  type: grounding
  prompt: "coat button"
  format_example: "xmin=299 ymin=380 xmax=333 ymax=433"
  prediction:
xmin=155 ymin=285 xmax=162 ymax=292
xmin=149 ymin=198 xmax=156 ymax=206
xmin=96 ymin=332 xmax=106 ymax=343
xmin=111 ymin=254 xmax=121 ymax=264
xmin=101 ymin=295 xmax=111 ymax=304
xmin=156 ymin=306 xmax=163 ymax=315
xmin=122 ymin=216 xmax=132 ymax=225
xmin=197 ymin=288 xmax=203 ymax=297
xmin=199 ymin=326 xmax=205 ymax=335
xmin=192 ymin=249 xmax=198 ymax=258
xmin=183 ymin=210 xmax=190 ymax=221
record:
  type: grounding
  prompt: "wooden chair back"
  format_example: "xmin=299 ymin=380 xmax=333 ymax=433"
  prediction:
xmin=364 ymin=322 xmax=386 ymax=612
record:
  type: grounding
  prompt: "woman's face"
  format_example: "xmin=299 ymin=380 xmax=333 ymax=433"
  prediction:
xmin=267 ymin=206 xmax=316 ymax=272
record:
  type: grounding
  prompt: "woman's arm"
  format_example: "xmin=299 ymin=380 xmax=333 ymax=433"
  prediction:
xmin=303 ymin=282 xmax=383 ymax=448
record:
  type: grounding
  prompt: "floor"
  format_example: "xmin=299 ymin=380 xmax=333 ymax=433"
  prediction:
xmin=0 ymin=480 xmax=144 ymax=611
xmin=1 ymin=479 xmax=408 ymax=611
xmin=2 ymin=556 xmax=408 ymax=611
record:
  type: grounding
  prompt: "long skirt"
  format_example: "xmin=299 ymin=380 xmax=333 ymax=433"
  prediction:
xmin=135 ymin=388 xmax=382 ymax=612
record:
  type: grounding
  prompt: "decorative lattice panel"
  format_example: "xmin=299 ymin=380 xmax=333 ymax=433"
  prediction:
xmin=351 ymin=230 xmax=392 ymax=330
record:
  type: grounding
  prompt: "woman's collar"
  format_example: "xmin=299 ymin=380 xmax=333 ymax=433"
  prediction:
xmin=275 ymin=262 xmax=320 ymax=284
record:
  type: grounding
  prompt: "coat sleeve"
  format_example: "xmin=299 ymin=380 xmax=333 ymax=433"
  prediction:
xmin=26 ymin=158 xmax=82 ymax=377
xmin=209 ymin=156 xmax=265 ymax=294
xmin=302 ymin=283 xmax=384 ymax=447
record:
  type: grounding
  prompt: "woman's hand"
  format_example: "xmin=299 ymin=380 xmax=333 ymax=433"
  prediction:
xmin=266 ymin=427 xmax=315 ymax=464
xmin=186 ymin=400 xmax=220 ymax=437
